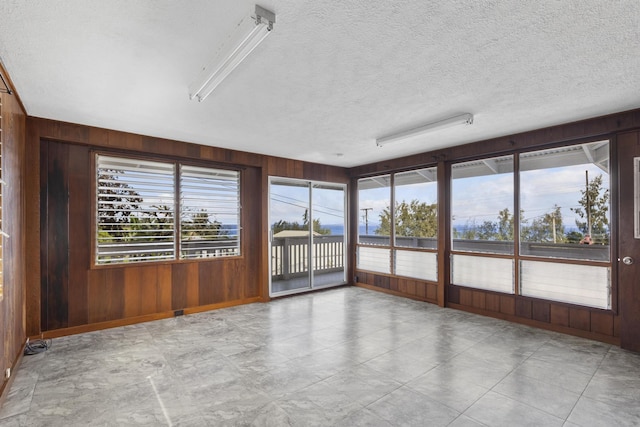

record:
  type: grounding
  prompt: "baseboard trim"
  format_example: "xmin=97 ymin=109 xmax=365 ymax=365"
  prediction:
xmin=33 ymin=297 xmax=263 ymax=340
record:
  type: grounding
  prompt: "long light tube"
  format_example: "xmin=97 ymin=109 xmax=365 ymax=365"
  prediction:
xmin=376 ymin=113 xmax=474 ymax=147
xmin=189 ymin=5 xmax=275 ymax=102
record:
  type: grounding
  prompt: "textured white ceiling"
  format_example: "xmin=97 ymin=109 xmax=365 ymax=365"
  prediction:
xmin=1 ymin=1 xmax=639 ymax=167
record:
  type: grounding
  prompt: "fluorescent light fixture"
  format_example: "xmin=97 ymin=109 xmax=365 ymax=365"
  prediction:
xmin=376 ymin=113 xmax=474 ymax=147
xmin=189 ymin=5 xmax=275 ymax=102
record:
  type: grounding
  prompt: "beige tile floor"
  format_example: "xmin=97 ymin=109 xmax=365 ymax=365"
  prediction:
xmin=1 ymin=286 xmax=639 ymax=426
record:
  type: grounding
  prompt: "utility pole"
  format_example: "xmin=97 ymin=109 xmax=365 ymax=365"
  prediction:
xmin=585 ymin=170 xmax=592 ymax=237
xmin=360 ymin=208 xmax=372 ymax=235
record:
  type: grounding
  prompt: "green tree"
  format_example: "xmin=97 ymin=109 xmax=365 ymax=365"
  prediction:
xmin=182 ymin=209 xmax=223 ymax=240
xmin=476 ymin=220 xmax=498 ymax=240
xmin=119 ymin=204 xmax=174 ymax=261
xmin=522 ymin=205 xmax=565 ymax=243
xmin=97 ymin=169 xmax=143 ymax=234
xmin=376 ymin=200 xmax=437 ymax=237
xmin=497 ymin=208 xmax=515 ymax=241
xmin=272 ymin=209 xmax=330 ymax=235
xmin=570 ymin=173 xmax=609 ymax=243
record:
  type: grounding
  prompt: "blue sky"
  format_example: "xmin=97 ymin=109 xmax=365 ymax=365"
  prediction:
xmin=270 ymin=182 xmax=345 ymax=227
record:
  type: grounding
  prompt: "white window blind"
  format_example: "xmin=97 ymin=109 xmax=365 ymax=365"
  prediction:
xmin=357 ymin=246 xmax=391 ymax=274
xmin=452 ymin=254 xmax=514 ymax=293
xmin=520 ymin=260 xmax=610 ymax=309
xmin=180 ymin=165 xmax=240 ymax=259
xmin=96 ymin=155 xmax=176 ymax=264
xmin=395 ymin=250 xmax=437 ymax=281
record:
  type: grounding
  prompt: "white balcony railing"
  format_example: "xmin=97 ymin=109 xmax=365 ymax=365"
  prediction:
xmin=271 ymin=235 xmax=344 ymax=280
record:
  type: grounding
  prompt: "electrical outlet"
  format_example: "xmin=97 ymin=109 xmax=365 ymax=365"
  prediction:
xmin=5 ymin=368 xmax=10 ymax=379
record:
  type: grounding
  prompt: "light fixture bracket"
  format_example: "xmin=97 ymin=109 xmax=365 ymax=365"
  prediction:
xmin=255 ymin=5 xmax=276 ymax=30
xmin=188 ymin=4 xmax=276 ymax=102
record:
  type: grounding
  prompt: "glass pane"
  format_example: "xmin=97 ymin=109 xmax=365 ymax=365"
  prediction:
xmin=96 ymin=155 xmax=176 ymax=264
xmin=395 ymin=250 xmax=437 ymax=281
xmin=394 ymin=167 xmax=438 ymax=249
xmin=452 ymin=254 xmax=514 ymax=293
xmin=270 ymin=180 xmax=311 ymax=294
xmin=451 ymin=155 xmax=514 ymax=254
xmin=358 ymin=175 xmax=391 ymax=246
xmin=519 ymin=140 xmax=610 ymax=261
xmin=520 ymin=260 xmax=610 ymax=309
xmin=180 ymin=165 xmax=240 ymax=259
xmin=312 ymin=184 xmax=346 ymax=287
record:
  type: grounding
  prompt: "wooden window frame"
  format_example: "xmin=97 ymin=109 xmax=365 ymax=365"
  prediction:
xmin=92 ymin=151 xmax=243 ymax=267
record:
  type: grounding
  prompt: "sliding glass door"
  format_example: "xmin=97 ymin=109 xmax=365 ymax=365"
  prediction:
xmin=269 ymin=178 xmax=347 ymax=296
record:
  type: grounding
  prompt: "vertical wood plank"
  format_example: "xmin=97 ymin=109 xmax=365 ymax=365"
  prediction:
xmin=460 ymin=288 xmax=473 ymax=306
xmin=88 ymin=268 xmax=124 ymax=323
xmin=426 ymin=284 xmax=437 ymax=301
xmin=406 ymin=279 xmax=417 ymax=296
xmin=389 ymin=277 xmax=399 ymax=292
xmin=140 ymin=266 xmax=158 ymax=315
xmin=38 ymin=140 xmax=49 ymax=331
xmin=591 ymin=311 xmax=614 ymax=336
xmin=550 ymin=305 xmax=570 ymax=327
xmin=67 ymin=144 xmax=90 ymax=326
xmin=198 ymin=263 xmax=215 ymax=305
xmin=398 ymin=278 xmax=407 ymax=293
xmin=124 ymin=267 xmax=142 ymax=318
xmin=415 ymin=282 xmax=426 ymax=298
xmin=171 ymin=263 xmax=188 ymax=310
xmin=44 ymin=141 xmax=70 ymax=330
xmin=515 ymin=299 xmax=532 ymax=319
xmin=186 ymin=263 xmax=199 ymax=307
xmin=485 ymin=293 xmax=500 ymax=312
xmin=472 ymin=291 xmax=486 ymax=309
xmin=157 ymin=264 xmax=172 ymax=312
xmin=569 ymin=308 xmax=591 ymax=331
xmin=500 ymin=295 xmax=515 ymax=315
xmin=225 ymin=261 xmax=241 ymax=301
xmin=532 ymin=301 xmax=551 ymax=323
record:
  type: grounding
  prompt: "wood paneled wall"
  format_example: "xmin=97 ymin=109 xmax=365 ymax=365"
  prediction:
xmin=0 ymin=87 xmax=27 ymax=404
xmin=351 ymin=109 xmax=640 ymax=346
xmin=26 ymin=118 xmax=349 ymax=337
xmin=447 ymin=285 xmax=619 ymax=344
xmin=355 ymin=272 xmax=438 ymax=304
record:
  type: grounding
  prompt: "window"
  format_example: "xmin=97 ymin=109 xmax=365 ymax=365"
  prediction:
xmin=451 ymin=155 xmax=514 ymax=254
xmin=394 ymin=168 xmax=438 ymax=249
xmin=519 ymin=141 xmax=610 ymax=261
xmin=451 ymin=155 xmax=515 ymax=292
xmin=449 ymin=142 xmax=611 ymax=309
xmin=180 ymin=165 xmax=240 ymax=259
xmin=97 ymin=156 xmax=176 ymax=263
xmin=357 ymin=168 xmax=438 ymax=281
xmin=519 ymin=141 xmax=611 ymax=309
xmin=358 ymin=175 xmax=390 ymax=246
xmin=96 ymin=154 xmax=240 ymax=265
